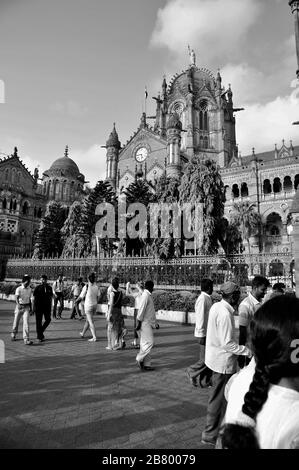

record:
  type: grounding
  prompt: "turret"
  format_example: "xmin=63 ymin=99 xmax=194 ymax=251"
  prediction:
xmin=166 ymin=113 xmax=182 ymax=179
xmin=105 ymin=123 xmax=121 ymax=190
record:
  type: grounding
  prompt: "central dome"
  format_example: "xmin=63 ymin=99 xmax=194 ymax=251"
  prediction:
xmin=46 ymin=146 xmax=81 ymax=178
xmin=50 ymin=156 xmax=79 ymax=175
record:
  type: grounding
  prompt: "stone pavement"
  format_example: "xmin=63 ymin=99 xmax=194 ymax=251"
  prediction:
xmin=0 ymin=300 xmax=211 ymax=449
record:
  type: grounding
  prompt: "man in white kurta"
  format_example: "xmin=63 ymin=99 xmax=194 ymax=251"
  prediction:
xmin=135 ymin=280 xmax=157 ymax=371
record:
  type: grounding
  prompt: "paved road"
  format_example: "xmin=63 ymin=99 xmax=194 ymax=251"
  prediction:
xmin=0 ymin=300 xmax=211 ymax=449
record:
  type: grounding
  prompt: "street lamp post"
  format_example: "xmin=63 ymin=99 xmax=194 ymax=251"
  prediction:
xmin=289 ymin=1 xmax=299 ymax=78
xmin=251 ymin=149 xmax=263 ymax=254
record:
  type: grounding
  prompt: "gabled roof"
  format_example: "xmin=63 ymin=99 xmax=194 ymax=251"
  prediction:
xmin=0 ymin=153 xmax=35 ymax=182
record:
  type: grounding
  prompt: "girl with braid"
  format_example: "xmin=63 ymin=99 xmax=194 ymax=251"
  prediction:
xmin=218 ymin=296 xmax=299 ymax=449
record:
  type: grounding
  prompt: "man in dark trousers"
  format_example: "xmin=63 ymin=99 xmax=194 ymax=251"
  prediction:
xmin=32 ymin=274 xmax=53 ymax=342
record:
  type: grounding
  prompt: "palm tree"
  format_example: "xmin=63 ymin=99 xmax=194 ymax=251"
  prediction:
xmin=179 ymin=159 xmax=225 ymax=254
xmin=32 ymin=201 xmax=67 ymax=259
xmin=230 ymin=202 xmax=261 ymax=255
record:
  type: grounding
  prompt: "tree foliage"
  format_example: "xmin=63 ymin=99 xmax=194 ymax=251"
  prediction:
xmin=229 ymin=202 xmax=261 ymax=254
xmin=32 ymin=201 xmax=67 ymax=259
xmin=179 ymin=158 xmax=225 ymax=254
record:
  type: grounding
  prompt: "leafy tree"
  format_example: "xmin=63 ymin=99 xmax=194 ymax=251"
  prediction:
xmin=75 ymin=180 xmax=116 ymax=257
xmin=60 ymin=201 xmax=83 ymax=257
xmin=151 ymin=176 xmax=181 ymax=259
xmin=121 ymin=179 xmax=154 ymax=256
xmin=32 ymin=201 xmax=67 ymax=259
xmin=229 ymin=202 xmax=261 ymax=254
xmin=179 ymin=158 xmax=225 ymax=254
xmin=217 ymin=218 xmax=243 ymax=255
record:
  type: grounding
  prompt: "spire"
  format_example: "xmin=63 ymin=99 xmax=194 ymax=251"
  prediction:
xmin=228 ymin=84 xmax=233 ymax=104
xmin=13 ymin=146 xmax=18 ymax=157
xmin=216 ymin=69 xmax=222 ymax=89
xmin=106 ymin=123 xmax=120 ymax=148
xmin=162 ymin=76 xmax=167 ymax=97
xmin=64 ymin=145 xmax=69 ymax=158
xmin=139 ymin=112 xmax=147 ymax=129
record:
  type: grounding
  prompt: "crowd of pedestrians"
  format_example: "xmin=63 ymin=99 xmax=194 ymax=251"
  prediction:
xmin=8 ymin=271 xmax=299 ymax=448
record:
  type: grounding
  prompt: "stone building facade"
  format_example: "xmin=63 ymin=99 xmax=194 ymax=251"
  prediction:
xmin=0 ymin=146 xmax=85 ymax=257
xmin=105 ymin=53 xmax=299 ymax=257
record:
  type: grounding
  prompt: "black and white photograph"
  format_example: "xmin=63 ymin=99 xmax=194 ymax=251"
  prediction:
xmin=0 ymin=0 xmax=299 ymax=456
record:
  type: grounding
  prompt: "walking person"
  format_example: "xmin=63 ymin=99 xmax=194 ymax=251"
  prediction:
xmin=70 ymin=277 xmax=84 ymax=319
xmin=219 ymin=296 xmax=299 ymax=449
xmin=75 ymin=273 xmax=98 ymax=342
xmin=11 ymin=274 xmax=33 ymax=345
xmin=32 ymin=274 xmax=53 ymax=342
xmin=126 ymin=280 xmax=144 ymax=349
xmin=238 ymin=275 xmax=270 ymax=368
xmin=106 ymin=277 xmax=127 ymax=350
xmin=135 ymin=280 xmax=159 ymax=371
xmin=186 ymin=278 xmax=213 ymax=388
xmin=52 ymin=273 xmax=65 ymax=319
xmin=201 ymin=281 xmax=252 ymax=446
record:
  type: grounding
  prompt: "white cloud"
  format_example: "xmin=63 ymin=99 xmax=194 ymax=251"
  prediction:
xmin=236 ymin=83 xmax=299 ymax=155
xmin=150 ymin=0 xmax=261 ymax=64
xmin=50 ymin=100 xmax=88 ymax=118
xmin=71 ymin=144 xmax=106 ymax=187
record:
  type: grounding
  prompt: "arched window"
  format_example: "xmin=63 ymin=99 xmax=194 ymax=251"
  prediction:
xmin=241 ymin=182 xmax=249 ymax=197
xmin=17 ymin=172 xmax=21 ymax=183
xmin=232 ymin=184 xmax=240 ymax=198
xmin=37 ymin=207 xmax=42 ymax=218
xmin=283 ymin=176 xmax=292 ymax=192
xmin=295 ymin=174 xmax=299 ymax=190
xmin=34 ymin=207 xmax=37 ymax=217
xmin=273 ymin=177 xmax=282 ymax=193
xmin=13 ymin=199 xmax=17 ymax=211
xmin=263 ymin=179 xmax=272 ymax=194
xmin=5 ymin=168 xmax=9 ymax=181
xmin=22 ymin=201 xmax=29 ymax=215
xmin=9 ymin=199 xmax=13 ymax=211
xmin=266 ymin=212 xmax=283 ymax=236
xmin=2 ymin=198 xmax=7 ymax=210
xmin=200 ymin=111 xmax=203 ymax=130
xmin=203 ymin=136 xmax=209 ymax=149
xmin=11 ymin=168 xmax=16 ymax=184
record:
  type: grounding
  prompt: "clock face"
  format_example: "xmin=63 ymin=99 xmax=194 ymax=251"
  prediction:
xmin=135 ymin=147 xmax=148 ymax=162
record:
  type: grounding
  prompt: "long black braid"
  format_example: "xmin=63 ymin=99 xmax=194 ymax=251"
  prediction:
xmin=219 ymin=296 xmax=299 ymax=449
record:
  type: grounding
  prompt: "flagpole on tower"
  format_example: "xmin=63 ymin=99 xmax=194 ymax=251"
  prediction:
xmin=144 ymin=86 xmax=148 ymax=116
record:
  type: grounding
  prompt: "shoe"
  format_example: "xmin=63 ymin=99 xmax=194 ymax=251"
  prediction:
xmin=79 ymin=332 xmax=84 ymax=338
xmin=38 ymin=338 xmax=45 ymax=342
xmin=105 ymin=346 xmax=112 ymax=350
xmin=201 ymin=437 xmax=216 ymax=446
xmin=11 ymin=335 xmax=16 ymax=341
xmin=136 ymin=360 xmax=144 ymax=370
xmin=121 ymin=341 xmax=126 ymax=349
xmin=24 ymin=340 xmax=33 ymax=345
xmin=186 ymin=370 xmax=198 ymax=387
xmin=88 ymin=338 xmax=97 ymax=342
xmin=143 ymin=366 xmax=155 ymax=371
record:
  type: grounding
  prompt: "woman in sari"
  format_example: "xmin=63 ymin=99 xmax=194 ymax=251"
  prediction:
xmin=106 ymin=277 xmax=127 ymax=350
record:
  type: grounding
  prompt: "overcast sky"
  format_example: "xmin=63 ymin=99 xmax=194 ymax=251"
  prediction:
xmin=0 ymin=0 xmax=298 ymax=186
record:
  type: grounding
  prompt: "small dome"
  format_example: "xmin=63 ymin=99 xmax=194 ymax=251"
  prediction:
xmin=167 ymin=113 xmax=182 ymax=130
xmin=106 ymin=123 xmax=120 ymax=147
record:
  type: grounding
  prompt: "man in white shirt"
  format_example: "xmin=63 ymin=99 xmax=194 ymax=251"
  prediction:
xmin=135 ymin=280 xmax=158 ymax=371
xmin=11 ymin=274 xmax=33 ymax=345
xmin=201 ymin=281 xmax=252 ymax=446
xmin=76 ymin=273 xmax=99 ymax=342
xmin=186 ymin=278 xmax=213 ymax=388
xmin=238 ymin=275 xmax=269 ymax=368
xmin=126 ymin=280 xmax=144 ymax=348
xmin=52 ymin=273 xmax=65 ymax=319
